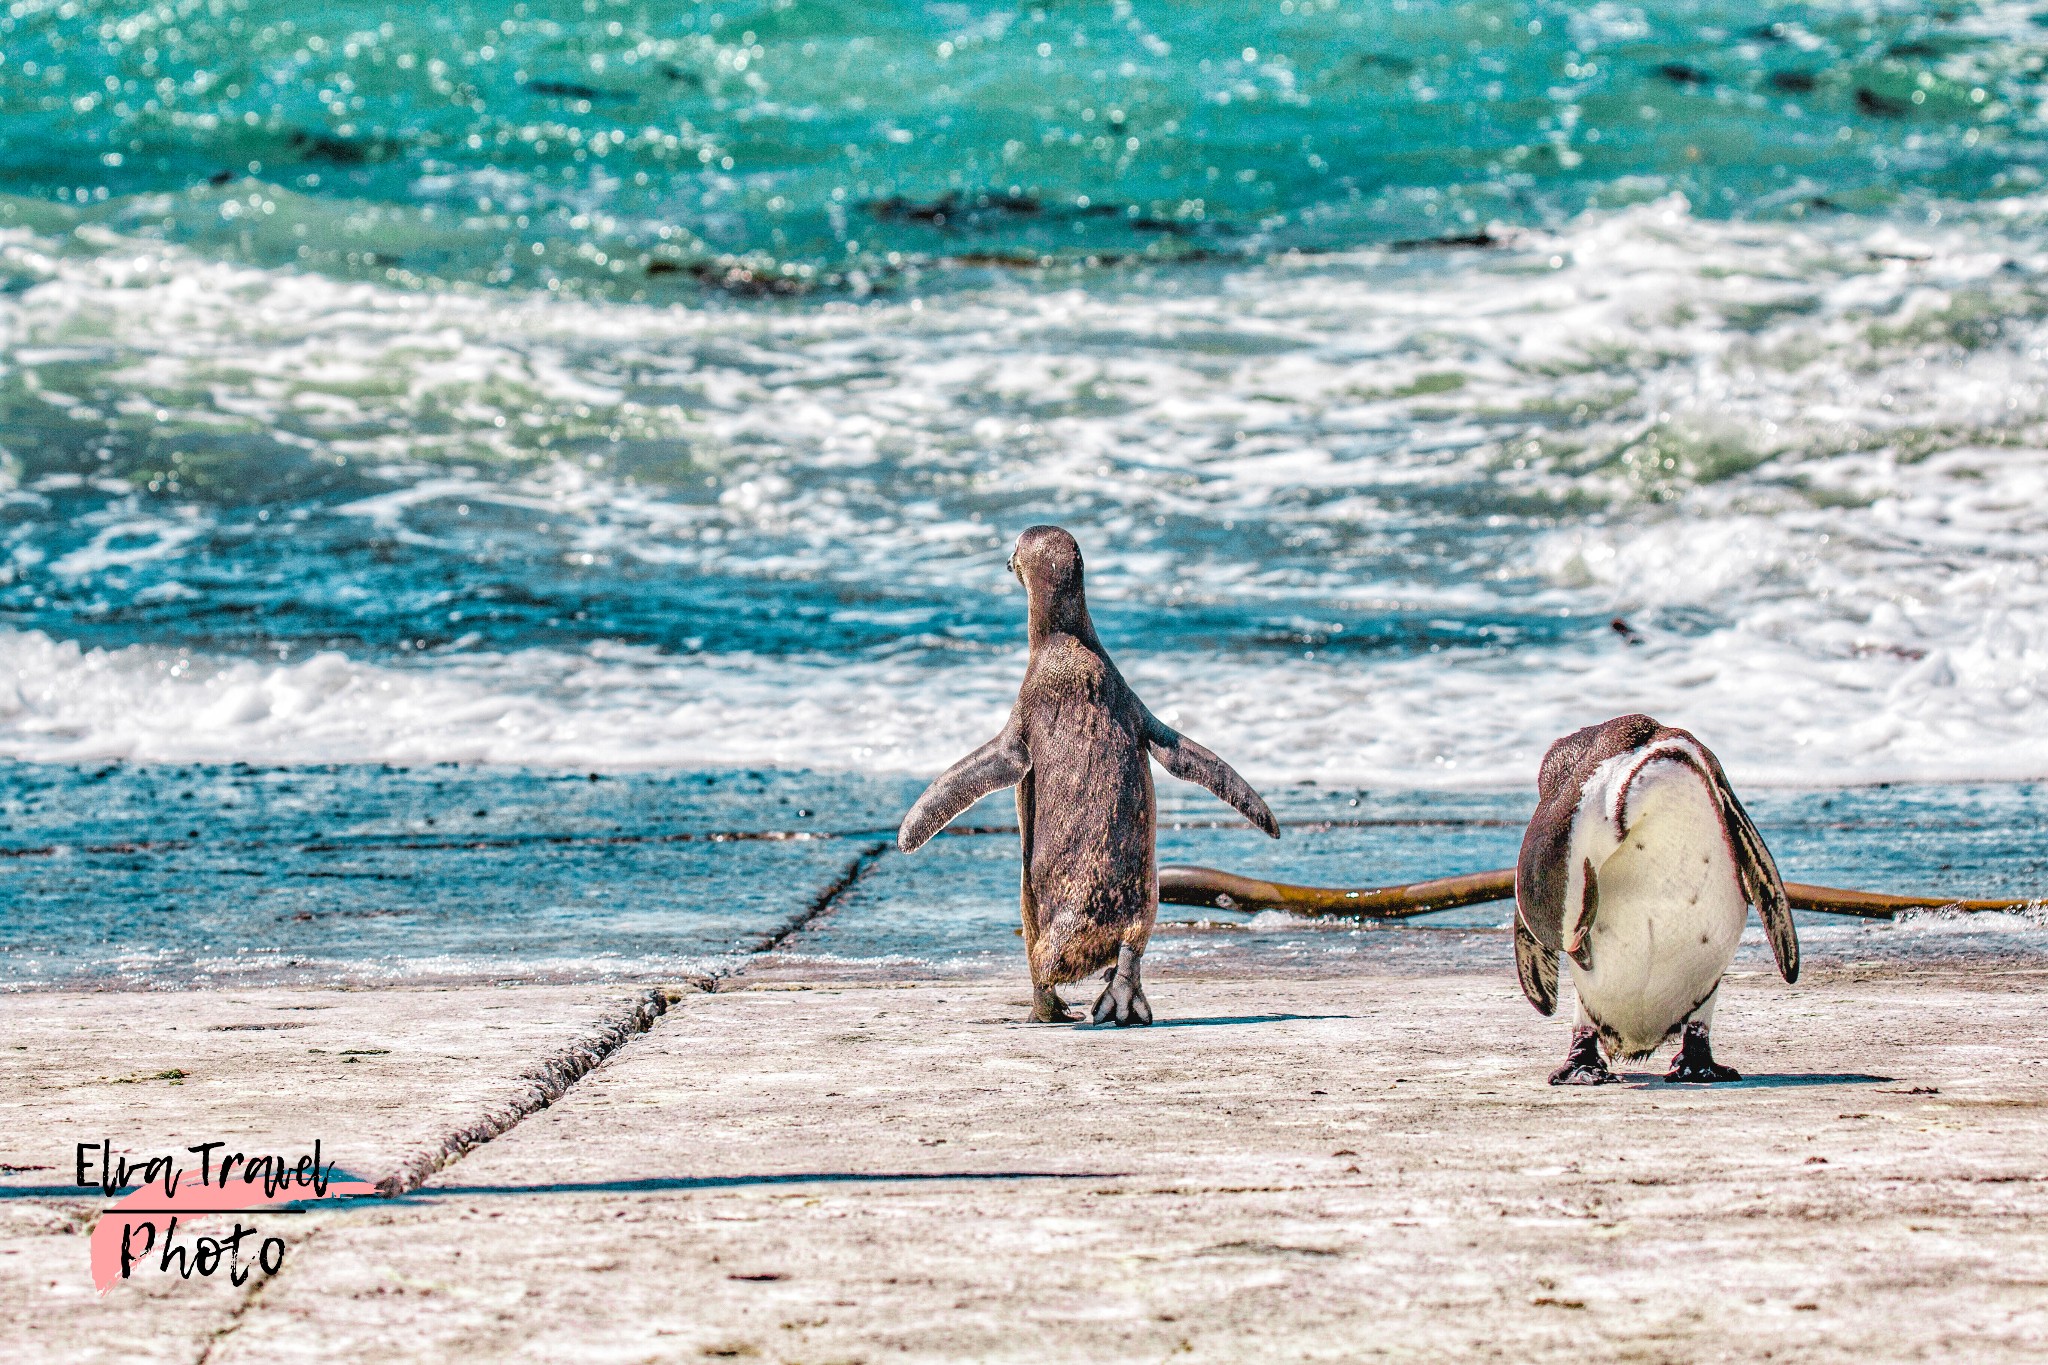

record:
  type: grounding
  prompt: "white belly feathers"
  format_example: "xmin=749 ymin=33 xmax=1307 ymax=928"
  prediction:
xmin=1564 ymin=741 xmax=1749 ymax=1058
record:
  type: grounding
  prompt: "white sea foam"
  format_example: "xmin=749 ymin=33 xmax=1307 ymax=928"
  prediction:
xmin=0 ymin=618 xmax=2044 ymax=785
xmin=2 ymin=195 xmax=2047 ymax=781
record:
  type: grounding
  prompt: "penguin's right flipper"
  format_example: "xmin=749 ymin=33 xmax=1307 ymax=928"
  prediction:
xmin=898 ymin=730 xmax=1029 ymax=852
xmin=1143 ymin=715 xmax=1279 ymax=837
xmin=1563 ymin=857 xmax=1599 ymax=970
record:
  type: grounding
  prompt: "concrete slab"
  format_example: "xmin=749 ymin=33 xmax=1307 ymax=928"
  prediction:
xmin=204 ymin=969 xmax=2048 ymax=1363
xmin=0 ymin=984 xmax=675 ymax=1365
xmin=5 ymin=770 xmax=2044 ymax=1361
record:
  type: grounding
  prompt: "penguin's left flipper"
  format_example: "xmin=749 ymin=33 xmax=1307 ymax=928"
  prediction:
xmin=1143 ymin=713 xmax=1279 ymax=837
xmin=1663 ymin=1020 xmax=1741 ymax=1083
xmin=899 ymin=727 xmax=1030 ymax=852
xmin=1089 ymin=944 xmax=1153 ymax=1027
xmin=1704 ymin=753 xmax=1799 ymax=984
xmin=1513 ymin=912 xmax=1560 ymax=1017
xmin=1512 ymin=788 xmax=1571 ymax=1015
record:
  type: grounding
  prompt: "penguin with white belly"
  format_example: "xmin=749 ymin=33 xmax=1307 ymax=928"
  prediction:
xmin=1513 ymin=715 xmax=1799 ymax=1085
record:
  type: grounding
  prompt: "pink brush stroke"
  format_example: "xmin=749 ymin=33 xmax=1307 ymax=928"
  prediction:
xmin=91 ymin=1175 xmax=379 ymax=1293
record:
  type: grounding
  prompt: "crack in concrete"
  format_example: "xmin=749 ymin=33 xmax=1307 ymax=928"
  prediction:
xmin=368 ymin=843 xmax=889 ymax=1203
xmin=191 ymin=1223 xmax=321 ymax=1365
xmin=160 ymin=988 xmax=685 ymax=1363
xmin=185 ymin=841 xmax=884 ymax=1355
xmin=375 ymin=986 xmax=678 ymax=1198
xmin=368 ymin=843 xmax=891 ymax=1199
xmin=735 ymin=840 xmax=893 ymax=969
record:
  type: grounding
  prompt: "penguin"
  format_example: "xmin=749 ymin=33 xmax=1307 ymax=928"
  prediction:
xmin=898 ymin=525 xmax=1281 ymax=1026
xmin=1513 ymin=714 xmax=1799 ymax=1084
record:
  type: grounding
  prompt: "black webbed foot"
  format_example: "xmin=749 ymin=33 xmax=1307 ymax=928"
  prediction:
xmin=1548 ymin=1025 xmax=1617 ymax=1086
xmin=1089 ymin=944 xmax=1152 ymax=1027
xmin=1663 ymin=1020 xmax=1741 ymax=1083
xmin=1029 ymin=982 xmax=1076 ymax=1024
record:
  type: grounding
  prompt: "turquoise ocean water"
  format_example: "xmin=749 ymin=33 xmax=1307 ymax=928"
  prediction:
xmin=0 ymin=1 xmax=2044 ymax=982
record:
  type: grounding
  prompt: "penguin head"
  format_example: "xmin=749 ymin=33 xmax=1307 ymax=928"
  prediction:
xmin=1008 ymin=525 xmax=1084 ymax=597
xmin=1011 ymin=526 xmax=1100 ymax=645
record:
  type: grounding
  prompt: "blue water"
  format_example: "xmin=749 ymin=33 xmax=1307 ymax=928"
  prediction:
xmin=2 ymin=1 xmax=2036 ymax=287
xmin=1 ymin=762 xmax=2042 ymax=987
xmin=0 ymin=3 xmax=2045 ymax=981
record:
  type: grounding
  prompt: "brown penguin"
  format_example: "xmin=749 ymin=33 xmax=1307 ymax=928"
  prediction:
xmin=898 ymin=526 xmax=1281 ymax=1025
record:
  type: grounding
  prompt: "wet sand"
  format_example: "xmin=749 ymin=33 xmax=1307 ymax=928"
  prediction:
xmin=7 ymin=966 xmax=2048 ymax=1363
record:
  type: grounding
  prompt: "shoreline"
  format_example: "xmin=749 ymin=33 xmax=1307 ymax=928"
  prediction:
xmin=5 ymin=765 xmax=2043 ymax=994
xmin=13 ymin=915 xmax=2048 ymax=996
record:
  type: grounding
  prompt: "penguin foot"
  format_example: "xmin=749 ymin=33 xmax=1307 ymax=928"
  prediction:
xmin=1089 ymin=944 xmax=1153 ymax=1028
xmin=1548 ymin=1026 xmax=1617 ymax=1086
xmin=1663 ymin=1021 xmax=1740 ymax=1083
xmin=1028 ymin=983 xmax=1076 ymax=1024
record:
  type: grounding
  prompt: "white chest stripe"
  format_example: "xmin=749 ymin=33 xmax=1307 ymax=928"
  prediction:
xmin=1561 ymin=739 xmax=1748 ymax=1057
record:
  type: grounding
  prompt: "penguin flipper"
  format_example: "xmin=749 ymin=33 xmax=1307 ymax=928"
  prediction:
xmin=1513 ymin=792 xmax=1570 ymax=1014
xmin=1564 ymin=857 xmax=1599 ymax=970
xmin=1514 ymin=912 xmax=1560 ymax=1016
xmin=1513 ymin=797 xmax=1572 ymax=958
xmin=901 ymin=732 xmax=1032 ymax=847
xmin=1143 ymin=715 xmax=1279 ymax=837
xmin=899 ymin=730 xmax=1029 ymax=853
xmin=1713 ymin=769 xmax=1799 ymax=984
